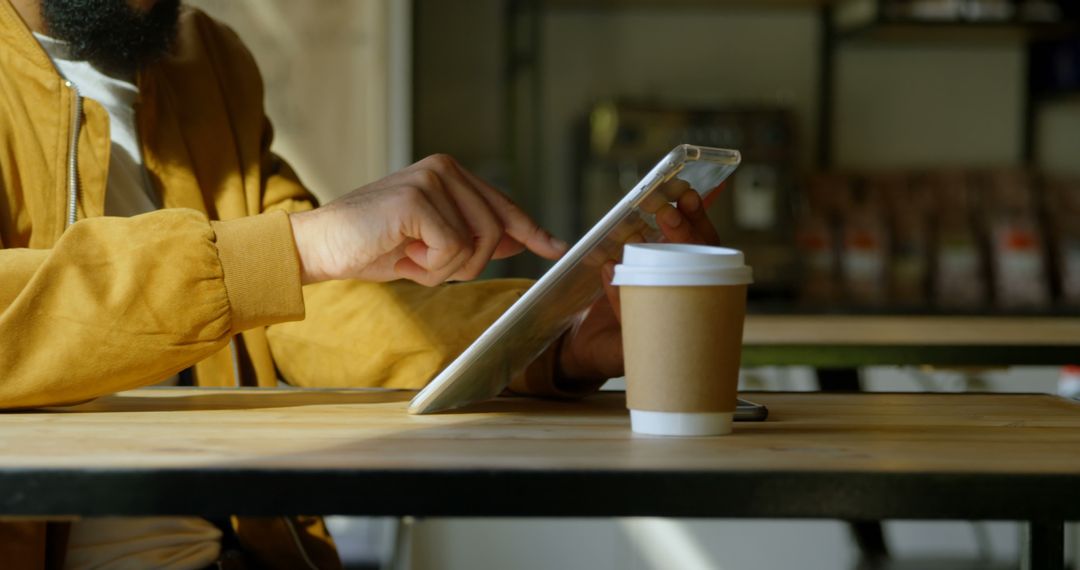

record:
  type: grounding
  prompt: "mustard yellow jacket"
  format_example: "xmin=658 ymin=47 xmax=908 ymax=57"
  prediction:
xmin=0 ymin=2 xmax=571 ymax=567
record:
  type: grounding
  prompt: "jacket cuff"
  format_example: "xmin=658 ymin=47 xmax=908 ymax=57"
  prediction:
xmin=212 ymin=211 xmax=306 ymax=332
xmin=508 ymin=340 xmax=606 ymax=399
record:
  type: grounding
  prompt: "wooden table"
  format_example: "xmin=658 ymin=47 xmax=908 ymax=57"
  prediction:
xmin=2 ymin=388 xmax=1080 ymax=567
xmin=742 ymin=315 xmax=1080 ymax=367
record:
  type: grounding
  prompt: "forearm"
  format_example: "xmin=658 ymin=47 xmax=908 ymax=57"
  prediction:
xmin=0 ymin=209 xmax=305 ymax=409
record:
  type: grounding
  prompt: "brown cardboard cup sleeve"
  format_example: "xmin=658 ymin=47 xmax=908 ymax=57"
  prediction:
xmin=612 ymin=244 xmax=752 ymax=436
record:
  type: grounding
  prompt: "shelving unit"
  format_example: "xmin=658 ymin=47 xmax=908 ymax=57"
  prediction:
xmin=501 ymin=0 xmax=1080 ymax=364
xmin=540 ymin=0 xmax=831 ymax=7
xmin=835 ymin=21 xmax=1075 ymax=42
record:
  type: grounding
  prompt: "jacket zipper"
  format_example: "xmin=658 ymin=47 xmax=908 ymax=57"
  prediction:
xmin=65 ymin=80 xmax=83 ymax=228
xmin=66 ymin=80 xmax=241 ymax=387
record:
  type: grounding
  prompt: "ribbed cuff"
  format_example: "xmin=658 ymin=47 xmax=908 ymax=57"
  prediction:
xmin=212 ymin=211 xmax=306 ymax=332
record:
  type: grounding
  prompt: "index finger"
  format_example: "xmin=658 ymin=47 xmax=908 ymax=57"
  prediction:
xmin=454 ymin=165 xmax=569 ymax=260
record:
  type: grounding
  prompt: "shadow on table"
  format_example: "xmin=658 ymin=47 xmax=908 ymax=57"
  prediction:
xmin=42 ymin=387 xmax=416 ymax=413
xmin=435 ymin=394 xmax=629 ymax=415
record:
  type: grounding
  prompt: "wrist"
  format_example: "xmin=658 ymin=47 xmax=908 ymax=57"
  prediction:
xmin=555 ymin=331 xmax=591 ymax=387
xmin=288 ymin=211 xmax=326 ymax=285
xmin=554 ymin=332 xmax=609 ymax=395
xmin=508 ymin=333 xmax=605 ymax=398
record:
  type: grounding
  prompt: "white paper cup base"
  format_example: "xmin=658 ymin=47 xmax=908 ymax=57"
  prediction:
xmin=630 ymin=410 xmax=734 ymax=436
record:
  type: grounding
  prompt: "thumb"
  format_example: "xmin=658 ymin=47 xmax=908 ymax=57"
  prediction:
xmin=491 ymin=235 xmax=526 ymax=259
xmin=602 ymin=261 xmax=621 ymax=324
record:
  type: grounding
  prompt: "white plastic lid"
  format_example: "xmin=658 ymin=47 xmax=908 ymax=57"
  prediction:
xmin=630 ymin=410 xmax=734 ymax=436
xmin=612 ymin=244 xmax=753 ymax=286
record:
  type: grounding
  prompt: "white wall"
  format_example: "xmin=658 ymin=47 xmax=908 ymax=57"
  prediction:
xmin=411 ymin=518 xmax=856 ymax=570
xmin=834 ymin=43 xmax=1025 ymax=169
xmin=413 ymin=0 xmax=506 ymax=166
xmin=409 ymin=518 xmax=1039 ymax=570
xmin=186 ymin=0 xmax=408 ymax=202
xmin=1038 ymin=99 xmax=1080 ymax=176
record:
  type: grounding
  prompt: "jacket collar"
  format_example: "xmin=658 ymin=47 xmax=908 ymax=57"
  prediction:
xmin=0 ymin=0 xmax=56 ymax=72
xmin=0 ymin=0 xmax=150 ymax=89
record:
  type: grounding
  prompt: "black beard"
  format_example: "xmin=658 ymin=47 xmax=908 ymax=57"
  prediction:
xmin=40 ymin=0 xmax=182 ymax=76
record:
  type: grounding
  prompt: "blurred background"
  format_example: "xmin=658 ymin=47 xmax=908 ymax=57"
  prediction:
xmin=187 ymin=0 xmax=1080 ymax=568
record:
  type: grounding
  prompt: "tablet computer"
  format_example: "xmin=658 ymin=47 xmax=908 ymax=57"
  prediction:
xmin=408 ymin=144 xmax=741 ymax=414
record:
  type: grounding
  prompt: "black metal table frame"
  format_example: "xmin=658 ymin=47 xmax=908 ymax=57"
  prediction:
xmin=739 ymin=342 xmax=1080 ymax=567
xmin=3 ymin=468 xmax=1076 ymax=569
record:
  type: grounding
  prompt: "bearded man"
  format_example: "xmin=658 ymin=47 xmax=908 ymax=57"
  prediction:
xmin=0 ymin=0 xmax=719 ymax=567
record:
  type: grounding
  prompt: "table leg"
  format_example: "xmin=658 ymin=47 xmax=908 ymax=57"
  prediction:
xmin=817 ymin=367 xmax=861 ymax=391
xmin=850 ymin=520 xmax=889 ymax=567
xmin=817 ymin=368 xmax=886 ymax=568
xmin=1026 ymin=520 xmax=1065 ymax=570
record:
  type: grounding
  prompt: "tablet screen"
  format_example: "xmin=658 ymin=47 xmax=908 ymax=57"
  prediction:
xmin=409 ymin=145 xmax=740 ymax=414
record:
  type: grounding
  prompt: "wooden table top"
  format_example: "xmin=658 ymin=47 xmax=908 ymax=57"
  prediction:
xmin=3 ymin=387 xmax=1080 ymax=520
xmin=740 ymin=315 xmax=1080 ymax=366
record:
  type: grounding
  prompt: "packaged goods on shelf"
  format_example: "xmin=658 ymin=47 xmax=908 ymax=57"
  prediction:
xmin=838 ymin=0 xmax=1067 ymax=26
xmin=1018 ymin=0 xmax=1064 ymax=22
xmin=928 ymin=171 xmax=990 ymax=309
xmin=979 ymin=170 xmax=1051 ymax=309
xmin=797 ymin=213 xmax=838 ymax=305
xmin=796 ymin=174 xmax=849 ymax=306
xmin=841 ymin=183 xmax=890 ymax=307
xmin=882 ymin=175 xmax=932 ymax=308
xmin=791 ymin=168 xmax=1079 ymax=313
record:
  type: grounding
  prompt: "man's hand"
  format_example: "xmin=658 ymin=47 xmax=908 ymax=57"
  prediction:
xmin=555 ymin=190 xmax=722 ymax=384
xmin=289 ymin=154 xmax=568 ymax=286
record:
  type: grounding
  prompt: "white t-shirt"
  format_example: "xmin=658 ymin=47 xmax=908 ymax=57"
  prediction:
xmin=34 ymin=33 xmax=161 ymax=218
xmin=35 ymin=33 xmax=222 ymax=570
xmin=62 ymin=517 xmax=223 ymax=570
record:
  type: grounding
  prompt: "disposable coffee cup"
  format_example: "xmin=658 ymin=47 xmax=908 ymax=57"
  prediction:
xmin=612 ymin=244 xmax=752 ymax=436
